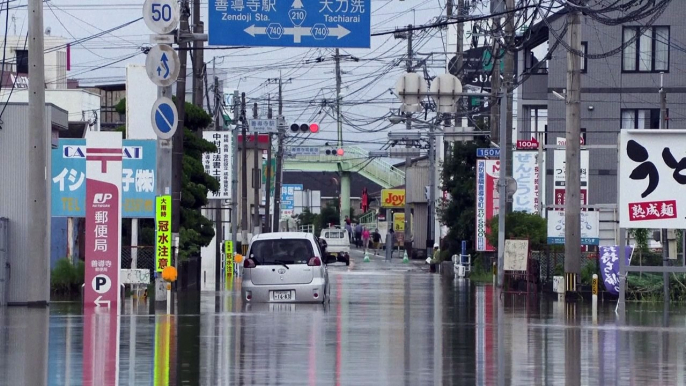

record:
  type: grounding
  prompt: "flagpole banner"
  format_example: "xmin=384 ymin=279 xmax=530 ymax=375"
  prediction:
xmin=476 ymin=159 xmax=499 ymax=252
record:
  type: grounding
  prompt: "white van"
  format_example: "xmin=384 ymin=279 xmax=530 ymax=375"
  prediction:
xmin=319 ymin=227 xmax=351 ymax=266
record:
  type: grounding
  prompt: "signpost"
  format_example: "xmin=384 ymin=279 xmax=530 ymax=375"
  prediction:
xmin=248 ymin=118 xmax=278 ymax=133
xmin=286 ymin=146 xmax=319 ymax=156
xmin=475 ymin=159 xmax=498 ymax=252
xmin=202 ymin=131 xmax=232 ymax=199
xmin=553 ymin=147 xmax=589 ymax=209
xmin=143 ymin=0 xmax=180 ymax=34
xmin=155 ymin=195 xmax=172 ymax=272
xmin=145 ymin=44 xmax=180 ymax=87
xmin=547 ymin=210 xmax=600 ymax=245
xmin=151 ymin=97 xmax=179 ymax=140
xmin=208 ymin=0 xmax=371 ymax=48
xmin=52 ymin=139 xmax=157 ymax=218
xmin=476 ymin=148 xmax=500 ymax=158
xmin=82 ymin=132 xmax=122 ymax=385
xmin=512 ymin=151 xmax=542 ymax=214
xmin=281 ymin=184 xmax=303 ymax=215
xmin=224 ymin=241 xmax=234 ymax=278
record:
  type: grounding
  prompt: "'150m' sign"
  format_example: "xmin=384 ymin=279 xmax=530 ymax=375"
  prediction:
xmin=381 ymin=189 xmax=405 ymax=208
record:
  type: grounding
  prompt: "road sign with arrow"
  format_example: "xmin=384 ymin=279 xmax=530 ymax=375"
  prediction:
xmin=145 ymin=44 xmax=180 ymax=87
xmin=208 ymin=0 xmax=370 ymax=48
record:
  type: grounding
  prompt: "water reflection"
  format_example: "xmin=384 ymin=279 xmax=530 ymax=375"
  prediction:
xmin=2 ymin=272 xmax=686 ymax=385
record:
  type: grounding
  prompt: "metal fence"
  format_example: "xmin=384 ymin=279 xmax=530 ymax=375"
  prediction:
xmin=534 ymin=248 xmax=598 ymax=287
xmin=121 ymin=246 xmax=155 ymax=273
xmin=0 ymin=218 xmax=7 ymax=306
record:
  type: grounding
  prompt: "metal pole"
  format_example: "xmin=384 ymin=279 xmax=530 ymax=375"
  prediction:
xmin=428 ymin=121 xmax=436 ymax=259
xmin=273 ymin=79 xmax=284 ymax=232
xmin=660 ymin=76 xmax=669 ymax=302
xmin=404 ymin=25 xmax=413 ymax=253
xmin=564 ymin=8 xmax=582 ymax=292
xmin=496 ymin=90 xmax=507 ymax=287
xmin=231 ymin=90 xmax=239 ymax=254
xmin=504 ymin=0 xmax=515 ymax=213
xmin=252 ymin=102 xmax=261 ymax=235
xmin=155 ymin=84 xmax=173 ymax=303
xmin=28 ymin=0 xmax=49 ymax=304
xmin=191 ymin=0 xmax=204 ymax=108
xmin=240 ymin=93 xmax=248 ymax=252
xmin=537 ymin=131 xmax=544 ymax=215
xmin=489 ymin=24 xmax=501 ymax=142
xmin=618 ymin=228 xmax=626 ymax=314
xmin=265 ymin=103 xmax=273 ymax=233
xmin=213 ymin=73 xmax=222 ymax=290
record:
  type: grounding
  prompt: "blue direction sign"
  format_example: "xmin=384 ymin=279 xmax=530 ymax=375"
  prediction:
xmin=151 ymin=97 xmax=178 ymax=140
xmin=476 ymin=148 xmax=500 ymax=158
xmin=208 ymin=0 xmax=371 ymax=48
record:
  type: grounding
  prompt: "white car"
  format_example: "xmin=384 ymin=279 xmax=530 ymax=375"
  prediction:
xmin=319 ymin=227 xmax=351 ymax=266
xmin=242 ymin=232 xmax=330 ymax=303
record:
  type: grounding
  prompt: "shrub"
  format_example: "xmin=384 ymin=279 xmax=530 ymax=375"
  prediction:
xmin=51 ymin=258 xmax=85 ymax=295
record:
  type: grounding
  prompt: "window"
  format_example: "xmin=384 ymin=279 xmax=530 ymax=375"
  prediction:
xmin=248 ymin=239 xmax=314 ymax=265
xmin=580 ymin=42 xmax=588 ymax=73
xmin=621 ymin=109 xmax=666 ymax=129
xmin=622 ymin=26 xmax=670 ymax=72
xmin=15 ymin=49 xmax=28 ymax=74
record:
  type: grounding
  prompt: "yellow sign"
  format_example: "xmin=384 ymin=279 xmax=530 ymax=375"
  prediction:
xmin=225 ymin=241 xmax=234 ymax=277
xmin=381 ymin=189 xmax=406 ymax=208
xmin=393 ymin=212 xmax=405 ymax=232
xmin=155 ymin=195 xmax=172 ymax=272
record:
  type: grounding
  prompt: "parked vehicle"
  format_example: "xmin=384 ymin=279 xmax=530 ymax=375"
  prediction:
xmin=319 ymin=227 xmax=351 ymax=266
xmin=242 ymin=232 xmax=330 ymax=303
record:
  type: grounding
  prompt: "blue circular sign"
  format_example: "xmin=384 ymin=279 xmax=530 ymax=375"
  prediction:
xmin=150 ymin=97 xmax=178 ymax=139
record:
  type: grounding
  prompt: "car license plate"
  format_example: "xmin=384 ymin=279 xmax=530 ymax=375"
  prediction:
xmin=272 ymin=290 xmax=292 ymax=301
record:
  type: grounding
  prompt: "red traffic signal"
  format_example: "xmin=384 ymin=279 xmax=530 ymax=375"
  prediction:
xmin=290 ymin=123 xmax=320 ymax=133
xmin=325 ymin=148 xmax=344 ymax=156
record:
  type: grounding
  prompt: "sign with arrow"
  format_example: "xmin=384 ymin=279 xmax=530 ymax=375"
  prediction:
xmin=145 ymin=44 xmax=180 ymax=87
xmin=208 ymin=0 xmax=370 ymax=48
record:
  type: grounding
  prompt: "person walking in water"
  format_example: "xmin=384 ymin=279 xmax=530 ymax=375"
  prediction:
xmin=372 ymin=228 xmax=381 ymax=255
xmin=362 ymin=227 xmax=371 ymax=252
xmin=385 ymin=228 xmax=395 ymax=261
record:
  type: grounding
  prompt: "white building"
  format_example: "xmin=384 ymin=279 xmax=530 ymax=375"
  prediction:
xmin=0 ymin=35 xmax=68 ymax=89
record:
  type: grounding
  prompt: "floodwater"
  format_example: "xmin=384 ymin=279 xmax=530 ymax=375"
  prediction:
xmin=2 ymin=257 xmax=686 ymax=385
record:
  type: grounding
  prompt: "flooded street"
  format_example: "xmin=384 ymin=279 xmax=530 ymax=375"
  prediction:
xmin=2 ymin=257 xmax=686 ymax=385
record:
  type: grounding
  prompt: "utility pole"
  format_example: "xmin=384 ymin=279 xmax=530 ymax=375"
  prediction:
xmin=172 ymin=0 xmax=190 ymax=274
xmin=504 ymin=0 xmax=515 ymax=212
xmin=404 ymin=25 xmax=413 ymax=254
xmin=489 ymin=25 xmax=501 ymax=142
xmin=231 ymin=90 xmax=239 ymax=259
xmin=273 ymin=78 xmax=285 ymax=232
xmin=335 ymin=49 xmax=343 ymax=148
xmin=28 ymin=0 xmax=49 ymax=304
xmin=428 ymin=120 xmax=436 ymax=259
xmin=191 ymin=0 xmax=204 ymax=108
xmin=659 ymin=74 xmax=669 ymax=301
xmin=252 ymin=102 xmax=261 ymax=235
xmin=240 ymin=93 xmax=248 ymax=253
xmin=564 ymin=8 xmax=582 ymax=292
xmin=213 ymin=71 xmax=222 ymax=290
xmin=265 ymin=99 xmax=273 ymax=233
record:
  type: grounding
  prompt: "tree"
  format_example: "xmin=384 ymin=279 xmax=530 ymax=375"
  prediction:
xmin=438 ymin=133 xmax=490 ymax=256
xmin=486 ymin=211 xmax=547 ymax=251
xmin=298 ymin=208 xmax=321 ymax=234
xmin=319 ymin=203 xmax=340 ymax=230
xmin=116 ymin=98 xmax=219 ymax=260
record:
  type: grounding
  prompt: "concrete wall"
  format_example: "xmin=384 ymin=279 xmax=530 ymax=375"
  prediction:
xmin=0 ymin=104 xmax=68 ymax=304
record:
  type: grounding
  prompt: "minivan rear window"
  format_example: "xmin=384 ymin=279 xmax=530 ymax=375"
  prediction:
xmin=249 ymin=239 xmax=314 ymax=265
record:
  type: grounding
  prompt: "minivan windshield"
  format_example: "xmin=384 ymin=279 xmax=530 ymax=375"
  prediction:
xmin=249 ymin=239 xmax=314 ymax=265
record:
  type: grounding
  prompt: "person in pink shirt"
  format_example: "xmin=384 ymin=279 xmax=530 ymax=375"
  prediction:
xmin=362 ymin=227 xmax=371 ymax=252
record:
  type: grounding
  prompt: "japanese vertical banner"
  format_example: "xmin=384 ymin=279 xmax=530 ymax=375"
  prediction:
xmin=225 ymin=241 xmax=234 ymax=278
xmin=156 ymin=195 xmax=172 ymax=272
xmin=475 ymin=159 xmax=499 ymax=252
xmin=83 ymin=132 xmax=122 ymax=386
xmin=512 ymin=151 xmax=543 ymax=214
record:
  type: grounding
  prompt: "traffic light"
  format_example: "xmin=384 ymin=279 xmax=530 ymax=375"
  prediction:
xmin=324 ymin=142 xmax=344 ymax=156
xmin=290 ymin=122 xmax=320 ymax=133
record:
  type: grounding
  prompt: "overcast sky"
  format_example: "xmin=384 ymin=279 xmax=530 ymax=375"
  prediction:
xmin=2 ymin=0 xmax=503 ymax=151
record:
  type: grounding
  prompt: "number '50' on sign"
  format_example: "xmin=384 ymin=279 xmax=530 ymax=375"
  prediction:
xmin=143 ymin=0 xmax=180 ymax=35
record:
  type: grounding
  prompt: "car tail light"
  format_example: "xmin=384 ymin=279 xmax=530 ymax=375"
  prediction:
xmin=244 ymin=258 xmax=256 ymax=269
xmin=307 ymin=257 xmax=322 ymax=266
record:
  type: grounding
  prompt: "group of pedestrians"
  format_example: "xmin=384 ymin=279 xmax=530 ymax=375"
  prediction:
xmin=344 ymin=216 xmax=396 ymax=260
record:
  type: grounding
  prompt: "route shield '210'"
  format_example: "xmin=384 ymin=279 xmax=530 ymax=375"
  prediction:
xmin=208 ymin=0 xmax=371 ymax=48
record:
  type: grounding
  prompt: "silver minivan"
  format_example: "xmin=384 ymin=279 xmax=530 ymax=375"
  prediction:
xmin=242 ymin=232 xmax=330 ymax=303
